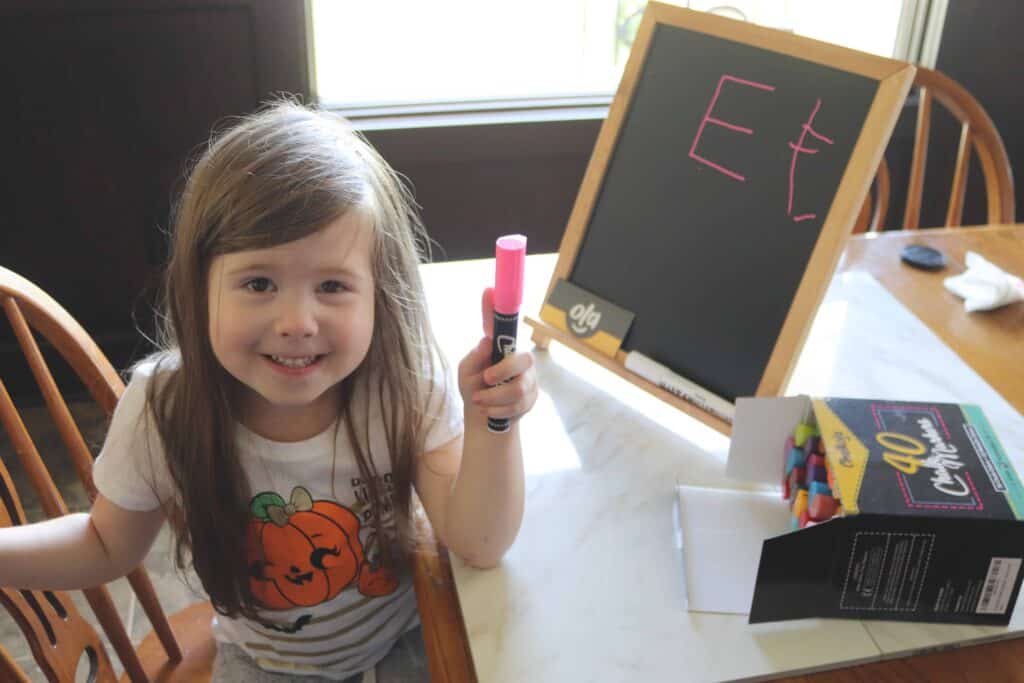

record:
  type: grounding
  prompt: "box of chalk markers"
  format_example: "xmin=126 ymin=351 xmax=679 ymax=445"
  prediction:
xmin=727 ymin=396 xmax=1024 ymax=625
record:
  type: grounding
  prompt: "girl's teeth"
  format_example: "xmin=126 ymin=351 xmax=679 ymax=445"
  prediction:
xmin=271 ymin=355 xmax=317 ymax=368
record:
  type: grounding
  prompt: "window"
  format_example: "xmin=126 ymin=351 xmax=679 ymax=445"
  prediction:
xmin=311 ymin=1 xmax=934 ymax=111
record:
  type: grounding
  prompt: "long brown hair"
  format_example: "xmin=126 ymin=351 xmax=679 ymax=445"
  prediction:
xmin=143 ymin=100 xmax=445 ymax=619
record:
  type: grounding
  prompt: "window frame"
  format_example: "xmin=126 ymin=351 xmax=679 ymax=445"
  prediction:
xmin=311 ymin=0 xmax=941 ymax=132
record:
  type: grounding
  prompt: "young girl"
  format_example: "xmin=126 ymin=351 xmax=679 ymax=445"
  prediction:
xmin=0 ymin=101 xmax=537 ymax=681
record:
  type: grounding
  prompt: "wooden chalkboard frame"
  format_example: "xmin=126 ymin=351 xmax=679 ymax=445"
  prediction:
xmin=525 ymin=2 xmax=915 ymax=435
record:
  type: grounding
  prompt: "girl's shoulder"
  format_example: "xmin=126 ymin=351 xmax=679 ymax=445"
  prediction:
xmin=128 ymin=349 xmax=181 ymax=377
xmin=124 ymin=349 xmax=181 ymax=391
xmin=94 ymin=351 xmax=179 ymax=510
xmin=111 ymin=350 xmax=182 ymax=422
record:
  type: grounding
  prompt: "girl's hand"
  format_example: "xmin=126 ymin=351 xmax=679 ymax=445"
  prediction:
xmin=457 ymin=288 xmax=538 ymax=424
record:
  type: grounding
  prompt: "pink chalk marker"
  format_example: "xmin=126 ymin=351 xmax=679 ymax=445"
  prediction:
xmin=489 ymin=234 xmax=527 ymax=433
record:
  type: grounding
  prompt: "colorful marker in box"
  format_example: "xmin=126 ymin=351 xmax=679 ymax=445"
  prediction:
xmin=782 ymin=436 xmax=806 ymax=500
xmin=808 ymin=481 xmax=838 ymax=521
xmin=787 ymin=465 xmax=805 ymax=503
xmin=791 ymin=489 xmax=809 ymax=530
xmin=804 ymin=453 xmax=828 ymax=486
xmin=793 ymin=422 xmax=818 ymax=448
xmin=783 ymin=421 xmax=818 ymax=498
xmin=784 ymin=421 xmax=842 ymax=529
xmin=803 ymin=434 xmax=823 ymax=459
xmin=783 ymin=423 xmax=816 ymax=500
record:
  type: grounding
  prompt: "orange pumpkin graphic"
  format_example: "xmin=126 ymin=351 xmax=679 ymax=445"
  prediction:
xmin=247 ymin=487 xmax=397 ymax=610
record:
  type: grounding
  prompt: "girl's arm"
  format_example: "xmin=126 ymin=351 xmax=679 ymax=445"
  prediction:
xmin=0 ymin=494 xmax=165 ymax=590
xmin=416 ymin=426 xmax=524 ymax=569
xmin=415 ymin=290 xmax=537 ymax=569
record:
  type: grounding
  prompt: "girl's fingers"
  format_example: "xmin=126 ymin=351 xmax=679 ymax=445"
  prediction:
xmin=471 ymin=371 xmax=538 ymax=415
xmin=477 ymin=391 xmax=537 ymax=420
xmin=482 ymin=351 xmax=534 ymax=386
xmin=460 ymin=344 xmax=535 ymax=407
xmin=458 ymin=337 xmax=492 ymax=377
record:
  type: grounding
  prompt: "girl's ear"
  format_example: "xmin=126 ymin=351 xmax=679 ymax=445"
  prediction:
xmin=481 ymin=287 xmax=495 ymax=338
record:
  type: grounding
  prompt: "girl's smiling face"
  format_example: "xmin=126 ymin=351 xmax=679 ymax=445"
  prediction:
xmin=207 ymin=211 xmax=375 ymax=440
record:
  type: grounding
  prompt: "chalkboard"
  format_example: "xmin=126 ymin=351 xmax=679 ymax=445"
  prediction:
xmin=529 ymin=2 xmax=914 ymax=433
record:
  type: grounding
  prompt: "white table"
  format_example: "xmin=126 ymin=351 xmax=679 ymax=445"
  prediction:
xmin=419 ymin=247 xmax=1024 ymax=683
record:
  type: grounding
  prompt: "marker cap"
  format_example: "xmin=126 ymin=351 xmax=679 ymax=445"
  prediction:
xmin=494 ymin=234 xmax=527 ymax=315
xmin=794 ymin=422 xmax=817 ymax=448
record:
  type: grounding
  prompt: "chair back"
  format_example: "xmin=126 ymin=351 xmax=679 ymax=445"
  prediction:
xmin=855 ymin=65 xmax=1015 ymax=232
xmin=0 ymin=264 xmax=184 ymax=682
xmin=0 ymin=453 xmax=118 ymax=681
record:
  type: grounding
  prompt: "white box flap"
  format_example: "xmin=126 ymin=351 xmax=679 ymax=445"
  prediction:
xmin=727 ymin=396 xmax=810 ymax=485
xmin=677 ymin=484 xmax=791 ymax=614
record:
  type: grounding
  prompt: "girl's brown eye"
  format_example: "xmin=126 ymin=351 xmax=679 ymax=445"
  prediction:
xmin=320 ymin=280 xmax=347 ymax=294
xmin=245 ymin=277 xmax=273 ymax=293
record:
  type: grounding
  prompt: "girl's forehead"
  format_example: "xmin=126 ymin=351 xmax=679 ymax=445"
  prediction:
xmin=218 ymin=213 xmax=374 ymax=274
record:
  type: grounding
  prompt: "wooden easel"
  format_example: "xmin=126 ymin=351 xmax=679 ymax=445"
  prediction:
xmin=525 ymin=2 xmax=915 ymax=436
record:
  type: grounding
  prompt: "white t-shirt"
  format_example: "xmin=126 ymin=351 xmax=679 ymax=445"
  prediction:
xmin=92 ymin=358 xmax=463 ymax=679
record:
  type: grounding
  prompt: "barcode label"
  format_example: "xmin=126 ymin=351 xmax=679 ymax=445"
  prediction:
xmin=976 ymin=557 xmax=1022 ymax=614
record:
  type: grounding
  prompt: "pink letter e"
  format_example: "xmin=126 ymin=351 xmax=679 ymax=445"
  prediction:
xmin=688 ymin=75 xmax=775 ymax=182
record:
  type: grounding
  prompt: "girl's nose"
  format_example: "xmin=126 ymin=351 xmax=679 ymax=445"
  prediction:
xmin=274 ymin=299 xmax=318 ymax=338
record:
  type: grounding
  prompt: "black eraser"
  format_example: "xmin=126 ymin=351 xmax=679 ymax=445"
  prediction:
xmin=900 ymin=244 xmax=946 ymax=271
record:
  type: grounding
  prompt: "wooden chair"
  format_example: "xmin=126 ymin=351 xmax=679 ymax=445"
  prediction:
xmin=0 ymin=264 xmax=215 ymax=682
xmin=854 ymin=65 xmax=1015 ymax=232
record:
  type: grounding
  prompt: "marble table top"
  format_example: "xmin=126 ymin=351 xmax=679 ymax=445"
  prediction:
xmin=421 ymin=254 xmax=1024 ymax=683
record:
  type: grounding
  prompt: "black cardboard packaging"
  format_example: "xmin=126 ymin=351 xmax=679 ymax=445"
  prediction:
xmin=732 ymin=397 xmax=1024 ymax=625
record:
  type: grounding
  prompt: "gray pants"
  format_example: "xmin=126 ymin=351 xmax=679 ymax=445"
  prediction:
xmin=211 ymin=626 xmax=429 ymax=682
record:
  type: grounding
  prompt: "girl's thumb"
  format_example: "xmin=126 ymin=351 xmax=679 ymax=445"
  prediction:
xmin=481 ymin=287 xmax=495 ymax=338
xmin=475 ymin=336 xmax=491 ymax=359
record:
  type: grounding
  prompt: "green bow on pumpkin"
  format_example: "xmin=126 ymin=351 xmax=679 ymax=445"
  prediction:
xmin=250 ymin=486 xmax=314 ymax=527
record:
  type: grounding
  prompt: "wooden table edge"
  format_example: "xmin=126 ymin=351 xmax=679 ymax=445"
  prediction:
xmin=411 ymin=513 xmax=477 ymax=682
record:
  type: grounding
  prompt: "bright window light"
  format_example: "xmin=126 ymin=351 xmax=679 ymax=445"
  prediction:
xmin=312 ymin=1 xmax=907 ymax=107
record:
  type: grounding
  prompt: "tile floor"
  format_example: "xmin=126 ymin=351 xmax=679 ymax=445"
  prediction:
xmin=0 ymin=400 xmax=206 ymax=681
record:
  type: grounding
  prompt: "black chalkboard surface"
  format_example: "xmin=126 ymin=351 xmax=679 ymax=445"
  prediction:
xmin=572 ymin=23 xmax=879 ymax=402
xmin=531 ymin=2 xmax=914 ymax=434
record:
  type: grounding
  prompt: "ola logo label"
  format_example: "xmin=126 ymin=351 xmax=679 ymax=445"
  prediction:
xmin=569 ymin=302 xmax=602 ymax=337
xmin=540 ymin=279 xmax=634 ymax=358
